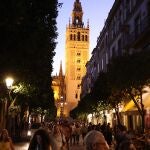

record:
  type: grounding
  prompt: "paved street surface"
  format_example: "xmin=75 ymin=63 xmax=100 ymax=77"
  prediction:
xmin=14 ymin=142 xmax=85 ymax=150
xmin=14 ymin=142 xmax=29 ymax=150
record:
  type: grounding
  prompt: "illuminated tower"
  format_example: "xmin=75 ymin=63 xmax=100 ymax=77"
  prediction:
xmin=65 ymin=0 xmax=89 ymax=116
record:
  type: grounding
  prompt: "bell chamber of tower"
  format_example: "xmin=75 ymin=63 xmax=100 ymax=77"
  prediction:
xmin=65 ymin=0 xmax=89 ymax=116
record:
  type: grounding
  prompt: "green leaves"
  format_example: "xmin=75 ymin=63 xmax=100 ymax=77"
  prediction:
xmin=0 ymin=0 xmax=58 ymax=114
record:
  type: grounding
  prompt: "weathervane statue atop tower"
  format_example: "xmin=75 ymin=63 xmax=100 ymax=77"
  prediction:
xmin=72 ymin=0 xmax=83 ymax=27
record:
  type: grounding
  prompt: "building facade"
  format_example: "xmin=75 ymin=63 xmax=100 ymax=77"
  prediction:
xmin=52 ymin=62 xmax=66 ymax=117
xmin=81 ymin=0 xmax=150 ymax=129
xmin=65 ymin=0 xmax=89 ymax=116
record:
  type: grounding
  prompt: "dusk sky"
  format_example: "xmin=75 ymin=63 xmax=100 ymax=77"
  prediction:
xmin=52 ymin=0 xmax=115 ymax=75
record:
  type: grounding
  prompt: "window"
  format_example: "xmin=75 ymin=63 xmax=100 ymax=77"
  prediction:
xmin=77 ymin=52 xmax=81 ymax=56
xmin=82 ymin=35 xmax=84 ymax=41
xmin=134 ymin=15 xmax=141 ymax=37
xmin=105 ymin=35 xmax=108 ymax=46
xmin=106 ymin=52 xmax=108 ymax=64
xmin=101 ymin=59 xmax=104 ymax=70
xmin=85 ymin=35 xmax=88 ymax=41
xmin=77 ymin=32 xmax=80 ymax=41
xmin=77 ymin=67 xmax=81 ymax=71
xmin=77 ymin=76 xmax=81 ymax=80
xmin=75 ymin=93 xmax=78 ymax=99
xmin=126 ymin=0 xmax=130 ymax=18
xmin=112 ymin=47 xmax=116 ymax=58
xmin=118 ymin=39 xmax=122 ymax=56
xmin=77 ymin=59 xmax=81 ymax=63
xmin=74 ymin=34 xmax=76 ymax=40
xmin=77 ymin=84 xmax=80 ymax=88
xmin=70 ymin=34 xmax=72 ymax=40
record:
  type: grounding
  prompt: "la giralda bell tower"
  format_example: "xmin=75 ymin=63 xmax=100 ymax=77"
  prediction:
xmin=65 ymin=0 xmax=89 ymax=116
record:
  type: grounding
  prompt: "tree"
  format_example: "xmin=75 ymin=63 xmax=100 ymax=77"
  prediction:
xmin=0 ymin=0 xmax=59 ymax=116
xmin=70 ymin=93 xmax=93 ymax=120
xmin=91 ymin=72 xmax=110 ymax=104
xmin=91 ymin=72 xmax=123 ymax=125
xmin=108 ymin=49 xmax=150 ymax=132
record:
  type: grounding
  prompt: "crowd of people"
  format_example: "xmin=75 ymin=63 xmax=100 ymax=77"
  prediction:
xmin=0 ymin=120 xmax=150 ymax=150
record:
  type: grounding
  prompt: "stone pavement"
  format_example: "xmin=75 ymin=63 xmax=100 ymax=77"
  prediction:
xmin=14 ymin=142 xmax=29 ymax=150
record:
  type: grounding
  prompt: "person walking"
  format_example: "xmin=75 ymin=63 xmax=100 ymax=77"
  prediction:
xmin=52 ymin=125 xmax=65 ymax=150
xmin=118 ymin=140 xmax=136 ymax=150
xmin=105 ymin=123 xmax=113 ymax=146
xmin=80 ymin=123 xmax=88 ymax=144
xmin=75 ymin=123 xmax=80 ymax=145
xmin=28 ymin=128 xmax=55 ymax=150
xmin=115 ymin=125 xmax=130 ymax=150
xmin=0 ymin=129 xmax=15 ymax=150
xmin=70 ymin=123 xmax=76 ymax=145
xmin=84 ymin=130 xmax=109 ymax=150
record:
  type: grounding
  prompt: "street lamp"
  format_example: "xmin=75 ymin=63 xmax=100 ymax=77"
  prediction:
xmin=5 ymin=77 xmax=14 ymax=89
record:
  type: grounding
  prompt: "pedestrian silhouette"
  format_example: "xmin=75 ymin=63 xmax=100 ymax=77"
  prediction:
xmin=0 ymin=129 xmax=15 ymax=150
xmin=28 ymin=128 xmax=54 ymax=150
xmin=84 ymin=130 xmax=109 ymax=150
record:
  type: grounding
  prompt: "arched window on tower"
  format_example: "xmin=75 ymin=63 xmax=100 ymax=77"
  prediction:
xmin=77 ymin=32 xmax=80 ymax=41
xmin=74 ymin=34 xmax=76 ymax=40
xmin=82 ymin=35 xmax=84 ymax=41
xmin=77 ymin=76 xmax=81 ymax=80
xmin=70 ymin=34 xmax=72 ymax=40
xmin=75 ymin=93 xmax=78 ymax=99
xmin=85 ymin=35 xmax=88 ymax=41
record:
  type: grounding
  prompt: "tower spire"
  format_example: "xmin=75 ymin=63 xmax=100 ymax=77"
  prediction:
xmin=72 ymin=0 xmax=83 ymax=27
xmin=59 ymin=61 xmax=63 ymax=77
xmin=87 ymin=19 xmax=89 ymax=28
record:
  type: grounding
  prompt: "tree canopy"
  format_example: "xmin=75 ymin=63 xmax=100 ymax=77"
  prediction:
xmin=73 ymin=49 xmax=150 ymax=128
xmin=0 ymin=0 xmax=59 ymax=112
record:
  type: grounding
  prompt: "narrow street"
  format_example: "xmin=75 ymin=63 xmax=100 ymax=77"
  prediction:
xmin=14 ymin=142 xmax=29 ymax=150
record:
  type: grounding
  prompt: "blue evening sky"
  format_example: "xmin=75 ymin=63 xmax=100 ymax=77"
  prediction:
xmin=52 ymin=0 xmax=115 ymax=75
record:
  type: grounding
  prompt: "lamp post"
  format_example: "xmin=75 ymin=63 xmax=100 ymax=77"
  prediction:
xmin=5 ymin=77 xmax=14 ymax=137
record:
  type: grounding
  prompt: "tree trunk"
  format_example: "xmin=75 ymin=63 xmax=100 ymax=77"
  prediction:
xmin=141 ymin=112 xmax=145 ymax=133
xmin=140 ymin=91 xmax=145 ymax=133
xmin=115 ymin=106 xmax=121 ymax=125
xmin=129 ymin=91 xmax=145 ymax=133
